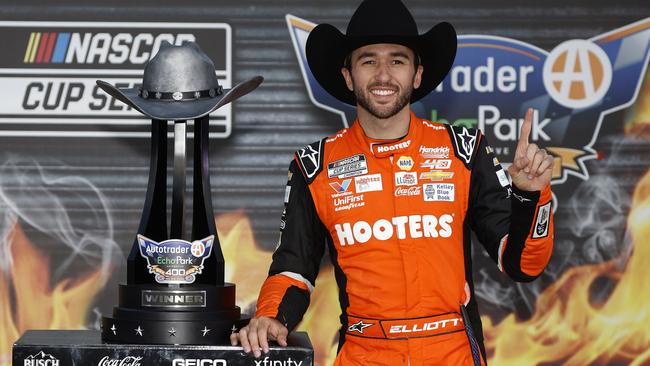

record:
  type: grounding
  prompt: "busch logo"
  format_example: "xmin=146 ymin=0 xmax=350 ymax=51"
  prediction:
xmin=172 ymin=360 xmax=227 ymax=366
xmin=97 ymin=356 xmax=142 ymax=366
xmin=335 ymin=214 xmax=453 ymax=246
xmin=23 ymin=352 xmax=59 ymax=366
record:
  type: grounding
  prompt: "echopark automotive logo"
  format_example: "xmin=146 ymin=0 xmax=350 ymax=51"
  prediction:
xmin=0 ymin=21 xmax=233 ymax=138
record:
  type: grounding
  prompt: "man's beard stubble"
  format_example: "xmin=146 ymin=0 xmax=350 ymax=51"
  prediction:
xmin=353 ymin=80 xmax=414 ymax=119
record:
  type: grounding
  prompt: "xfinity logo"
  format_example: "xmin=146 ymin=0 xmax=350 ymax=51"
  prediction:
xmin=335 ymin=214 xmax=453 ymax=246
xmin=253 ymin=358 xmax=303 ymax=366
xmin=172 ymin=359 xmax=227 ymax=366
xmin=23 ymin=351 xmax=59 ymax=366
xmin=97 ymin=356 xmax=142 ymax=366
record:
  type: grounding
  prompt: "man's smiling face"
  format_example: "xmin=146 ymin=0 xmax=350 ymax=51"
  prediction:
xmin=342 ymin=43 xmax=423 ymax=119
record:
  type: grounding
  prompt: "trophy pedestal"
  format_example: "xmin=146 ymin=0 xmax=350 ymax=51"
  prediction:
xmin=102 ymin=283 xmax=249 ymax=344
xmin=14 ymin=330 xmax=313 ymax=366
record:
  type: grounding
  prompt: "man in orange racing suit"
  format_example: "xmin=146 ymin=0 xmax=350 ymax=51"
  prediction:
xmin=231 ymin=0 xmax=554 ymax=364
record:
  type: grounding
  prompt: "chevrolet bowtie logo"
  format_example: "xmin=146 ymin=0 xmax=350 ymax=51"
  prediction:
xmin=348 ymin=320 xmax=373 ymax=334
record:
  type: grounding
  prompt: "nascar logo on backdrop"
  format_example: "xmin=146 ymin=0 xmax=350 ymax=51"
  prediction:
xmin=287 ymin=15 xmax=650 ymax=185
xmin=0 ymin=21 xmax=232 ymax=138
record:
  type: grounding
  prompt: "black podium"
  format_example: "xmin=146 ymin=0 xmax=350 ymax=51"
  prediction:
xmin=14 ymin=330 xmax=313 ymax=366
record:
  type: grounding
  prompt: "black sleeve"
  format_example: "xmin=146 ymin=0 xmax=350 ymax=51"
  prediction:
xmin=265 ymin=159 xmax=328 ymax=330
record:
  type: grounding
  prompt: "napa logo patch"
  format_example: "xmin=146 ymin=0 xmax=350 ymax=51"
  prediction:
xmin=286 ymin=14 xmax=650 ymax=186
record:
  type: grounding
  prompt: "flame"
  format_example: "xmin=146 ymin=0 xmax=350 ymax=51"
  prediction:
xmin=483 ymin=168 xmax=650 ymax=365
xmin=0 ymin=222 xmax=106 ymax=366
xmin=625 ymin=70 xmax=650 ymax=138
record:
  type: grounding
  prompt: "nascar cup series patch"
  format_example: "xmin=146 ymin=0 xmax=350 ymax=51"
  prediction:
xmin=138 ymin=235 xmax=214 ymax=284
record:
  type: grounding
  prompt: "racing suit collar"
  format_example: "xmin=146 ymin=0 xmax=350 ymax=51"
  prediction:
xmin=352 ymin=111 xmax=421 ymax=158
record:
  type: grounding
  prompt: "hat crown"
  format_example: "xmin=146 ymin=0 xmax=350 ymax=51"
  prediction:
xmin=346 ymin=0 xmax=418 ymax=37
xmin=142 ymin=42 xmax=220 ymax=93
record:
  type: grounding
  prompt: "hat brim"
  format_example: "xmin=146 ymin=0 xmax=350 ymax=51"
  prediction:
xmin=306 ymin=22 xmax=457 ymax=106
xmin=96 ymin=76 xmax=263 ymax=121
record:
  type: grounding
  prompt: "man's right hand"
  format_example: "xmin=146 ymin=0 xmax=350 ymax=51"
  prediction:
xmin=230 ymin=316 xmax=289 ymax=358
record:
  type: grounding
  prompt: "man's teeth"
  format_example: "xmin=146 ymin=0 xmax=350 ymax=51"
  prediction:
xmin=371 ymin=90 xmax=396 ymax=96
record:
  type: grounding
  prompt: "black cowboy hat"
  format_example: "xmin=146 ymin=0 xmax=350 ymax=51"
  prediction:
xmin=97 ymin=42 xmax=263 ymax=120
xmin=306 ymin=0 xmax=457 ymax=106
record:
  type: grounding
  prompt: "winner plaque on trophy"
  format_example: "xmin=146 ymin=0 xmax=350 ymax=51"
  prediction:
xmin=96 ymin=41 xmax=263 ymax=345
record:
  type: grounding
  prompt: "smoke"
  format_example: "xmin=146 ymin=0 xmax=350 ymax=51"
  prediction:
xmin=0 ymin=157 xmax=121 ymax=283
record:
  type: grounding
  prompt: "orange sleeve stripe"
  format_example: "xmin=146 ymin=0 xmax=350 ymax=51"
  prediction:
xmin=520 ymin=185 xmax=554 ymax=276
xmin=255 ymin=274 xmax=310 ymax=318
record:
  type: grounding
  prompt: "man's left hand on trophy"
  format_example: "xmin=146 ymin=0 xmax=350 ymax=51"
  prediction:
xmin=230 ymin=316 xmax=288 ymax=358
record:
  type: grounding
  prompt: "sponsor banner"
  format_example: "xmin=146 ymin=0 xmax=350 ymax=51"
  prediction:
xmin=333 ymin=193 xmax=365 ymax=212
xmin=394 ymin=171 xmax=418 ymax=186
xmin=287 ymin=14 xmax=650 ymax=187
xmin=394 ymin=186 xmax=422 ymax=197
xmin=334 ymin=214 xmax=454 ymax=246
xmin=419 ymin=145 xmax=451 ymax=159
xmin=420 ymin=171 xmax=454 ymax=181
xmin=354 ymin=173 xmax=382 ymax=193
xmin=423 ymin=183 xmax=455 ymax=202
xmin=327 ymin=154 xmax=368 ymax=179
xmin=0 ymin=21 xmax=232 ymax=138
xmin=23 ymin=351 xmax=60 ymax=366
xmin=420 ymin=158 xmax=452 ymax=169
xmin=396 ymin=155 xmax=414 ymax=171
xmin=137 ymin=235 xmax=213 ymax=284
xmin=533 ymin=201 xmax=552 ymax=238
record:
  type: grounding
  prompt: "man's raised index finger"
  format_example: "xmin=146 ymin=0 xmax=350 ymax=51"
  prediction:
xmin=518 ymin=108 xmax=534 ymax=152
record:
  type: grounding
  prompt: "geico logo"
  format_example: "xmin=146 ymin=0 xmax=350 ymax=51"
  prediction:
xmin=46 ymin=32 xmax=195 ymax=65
xmin=388 ymin=317 xmax=463 ymax=334
xmin=172 ymin=360 xmax=227 ymax=366
xmin=376 ymin=140 xmax=411 ymax=153
xmin=334 ymin=214 xmax=453 ymax=246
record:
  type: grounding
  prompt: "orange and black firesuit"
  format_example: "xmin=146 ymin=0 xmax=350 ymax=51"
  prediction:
xmin=255 ymin=112 xmax=554 ymax=365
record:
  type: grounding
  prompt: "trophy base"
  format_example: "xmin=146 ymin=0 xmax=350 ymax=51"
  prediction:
xmin=101 ymin=313 xmax=250 ymax=344
xmin=102 ymin=282 xmax=249 ymax=344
